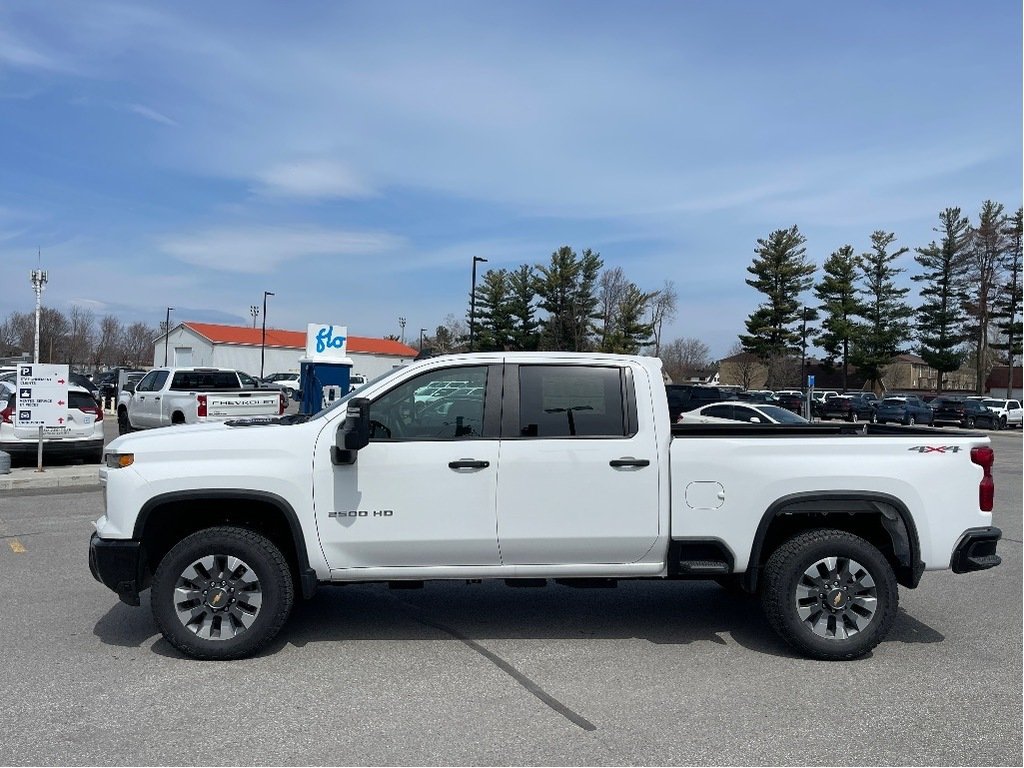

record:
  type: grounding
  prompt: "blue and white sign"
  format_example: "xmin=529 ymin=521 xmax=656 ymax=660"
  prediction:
xmin=306 ymin=324 xmax=349 ymax=362
xmin=807 ymin=374 xmax=815 ymax=388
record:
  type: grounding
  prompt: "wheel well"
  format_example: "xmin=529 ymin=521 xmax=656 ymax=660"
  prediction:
xmin=745 ymin=495 xmax=922 ymax=593
xmin=171 ymin=411 xmax=185 ymax=424
xmin=138 ymin=496 xmax=302 ymax=592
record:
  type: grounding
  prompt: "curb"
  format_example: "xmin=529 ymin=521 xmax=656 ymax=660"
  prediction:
xmin=0 ymin=469 xmax=101 ymax=491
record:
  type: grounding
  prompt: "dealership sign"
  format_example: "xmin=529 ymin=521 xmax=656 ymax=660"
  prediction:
xmin=305 ymin=324 xmax=349 ymax=362
xmin=15 ymin=363 xmax=70 ymax=432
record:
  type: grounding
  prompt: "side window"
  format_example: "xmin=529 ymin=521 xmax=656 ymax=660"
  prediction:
xmin=518 ymin=366 xmax=627 ymax=438
xmin=733 ymin=406 xmax=759 ymax=422
xmin=368 ymin=366 xmax=488 ymax=441
xmin=1011 ymin=401 xmax=1020 ymax=410
xmin=703 ymin=404 xmax=734 ymax=420
xmin=136 ymin=371 xmax=168 ymax=392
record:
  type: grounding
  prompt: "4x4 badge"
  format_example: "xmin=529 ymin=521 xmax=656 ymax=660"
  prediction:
xmin=908 ymin=445 xmax=961 ymax=454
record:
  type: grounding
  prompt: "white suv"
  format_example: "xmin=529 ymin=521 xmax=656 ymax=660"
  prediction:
xmin=1 ymin=384 xmax=105 ymax=462
xmin=980 ymin=398 xmax=1023 ymax=429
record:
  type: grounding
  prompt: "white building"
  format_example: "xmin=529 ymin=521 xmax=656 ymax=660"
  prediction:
xmin=153 ymin=322 xmax=418 ymax=379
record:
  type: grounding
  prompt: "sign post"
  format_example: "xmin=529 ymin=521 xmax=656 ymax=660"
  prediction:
xmin=15 ymin=364 xmax=70 ymax=472
xmin=806 ymin=374 xmax=816 ymax=421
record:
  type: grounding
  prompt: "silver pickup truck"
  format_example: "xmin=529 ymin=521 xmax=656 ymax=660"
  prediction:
xmin=117 ymin=367 xmax=286 ymax=434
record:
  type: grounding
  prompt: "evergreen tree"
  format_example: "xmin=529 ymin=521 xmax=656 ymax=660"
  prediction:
xmin=599 ymin=282 xmax=656 ymax=354
xmin=964 ymin=201 xmax=1008 ymax=393
xmin=813 ymin=245 xmax=862 ymax=390
xmin=913 ymin=208 xmax=972 ymax=394
xmin=535 ymin=246 xmax=602 ymax=351
xmin=507 ymin=264 xmax=540 ymax=351
xmin=850 ymin=231 xmax=914 ymax=390
xmin=738 ymin=225 xmax=816 ymax=387
xmin=470 ymin=269 xmax=515 ymax=352
xmin=992 ymin=208 xmax=1023 ymax=397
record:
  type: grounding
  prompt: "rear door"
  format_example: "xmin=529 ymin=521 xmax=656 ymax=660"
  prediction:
xmin=494 ymin=362 xmax=660 ymax=565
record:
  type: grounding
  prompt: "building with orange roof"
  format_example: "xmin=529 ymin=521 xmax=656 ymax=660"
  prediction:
xmin=152 ymin=321 xmax=418 ymax=380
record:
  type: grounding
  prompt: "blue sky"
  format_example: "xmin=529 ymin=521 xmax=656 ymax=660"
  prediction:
xmin=1 ymin=1 xmax=1020 ymax=357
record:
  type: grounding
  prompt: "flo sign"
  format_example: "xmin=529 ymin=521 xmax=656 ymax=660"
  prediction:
xmin=305 ymin=324 xmax=349 ymax=362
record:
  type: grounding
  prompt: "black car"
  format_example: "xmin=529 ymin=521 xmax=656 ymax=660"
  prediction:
xmin=774 ymin=393 xmax=806 ymax=416
xmin=818 ymin=395 xmax=858 ymax=421
xmin=959 ymin=399 xmax=999 ymax=429
xmin=873 ymin=395 xmax=935 ymax=425
xmin=665 ymin=384 xmax=735 ymax=421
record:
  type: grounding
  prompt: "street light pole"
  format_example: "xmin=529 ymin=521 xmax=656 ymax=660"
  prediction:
xmin=469 ymin=256 xmax=487 ymax=352
xmin=260 ymin=291 xmax=274 ymax=379
xmin=250 ymin=304 xmax=260 ymax=329
xmin=164 ymin=307 xmax=174 ymax=366
xmin=419 ymin=328 xmax=427 ymax=350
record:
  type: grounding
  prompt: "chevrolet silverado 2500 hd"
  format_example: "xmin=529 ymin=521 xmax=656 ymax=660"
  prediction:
xmin=90 ymin=353 xmax=1001 ymax=661
xmin=118 ymin=367 xmax=286 ymax=434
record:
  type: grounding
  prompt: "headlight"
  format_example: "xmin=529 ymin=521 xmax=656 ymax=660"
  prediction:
xmin=105 ymin=452 xmax=134 ymax=469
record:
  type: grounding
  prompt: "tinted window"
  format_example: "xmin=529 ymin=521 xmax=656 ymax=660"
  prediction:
xmin=68 ymin=391 xmax=98 ymax=410
xmin=136 ymin=370 xmax=169 ymax=392
xmin=170 ymin=371 xmax=242 ymax=390
xmin=370 ymin=366 xmax=487 ymax=440
xmin=703 ymin=404 xmax=735 ymax=420
xmin=518 ymin=366 xmax=626 ymax=438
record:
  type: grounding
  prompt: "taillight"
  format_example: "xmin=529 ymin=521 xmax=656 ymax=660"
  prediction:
xmin=197 ymin=394 xmax=207 ymax=418
xmin=279 ymin=392 xmax=287 ymax=415
xmin=971 ymin=446 xmax=995 ymax=512
xmin=0 ymin=404 xmax=12 ymax=424
xmin=80 ymin=404 xmax=104 ymax=422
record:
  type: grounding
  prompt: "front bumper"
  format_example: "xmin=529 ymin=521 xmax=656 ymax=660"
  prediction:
xmin=89 ymin=532 xmax=144 ymax=606
xmin=950 ymin=527 xmax=1002 ymax=574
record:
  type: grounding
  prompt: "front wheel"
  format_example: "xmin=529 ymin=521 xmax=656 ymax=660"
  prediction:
xmin=998 ymin=416 xmax=1007 ymax=430
xmin=151 ymin=526 xmax=295 ymax=660
xmin=760 ymin=529 xmax=898 ymax=660
xmin=117 ymin=408 xmax=132 ymax=435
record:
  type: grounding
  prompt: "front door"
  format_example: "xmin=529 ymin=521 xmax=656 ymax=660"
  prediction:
xmin=495 ymin=363 xmax=661 ymax=565
xmin=130 ymin=369 xmax=168 ymax=428
xmin=313 ymin=363 xmax=502 ymax=570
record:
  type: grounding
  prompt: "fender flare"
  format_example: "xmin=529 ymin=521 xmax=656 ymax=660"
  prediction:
xmin=743 ymin=490 xmax=924 ymax=592
xmin=133 ymin=488 xmax=318 ymax=599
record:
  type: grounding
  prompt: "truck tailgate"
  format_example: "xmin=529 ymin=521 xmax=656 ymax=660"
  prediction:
xmin=205 ymin=392 xmax=281 ymax=418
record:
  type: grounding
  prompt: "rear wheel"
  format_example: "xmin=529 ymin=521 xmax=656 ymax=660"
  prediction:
xmin=761 ymin=529 xmax=898 ymax=660
xmin=117 ymin=408 xmax=132 ymax=435
xmin=998 ymin=416 xmax=1007 ymax=430
xmin=151 ymin=526 xmax=294 ymax=660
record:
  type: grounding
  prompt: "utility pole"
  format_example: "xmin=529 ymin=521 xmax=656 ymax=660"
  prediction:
xmin=163 ymin=307 xmax=174 ymax=366
xmin=260 ymin=291 xmax=274 ymax=379
xmin=30 ymin=264 xmax=48 ymax=364
xmin=469 ymin=256 xmax=487 ymax=352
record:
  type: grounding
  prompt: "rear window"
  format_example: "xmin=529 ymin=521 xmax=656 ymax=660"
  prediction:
xmin=881 ymin=398 xmax=906 ymax=406
xmin=170 ymin=371 xmax=242 ymax=390
xmin=519 ymin=366 xmax=628 ymax=438
xmin=69 ymin=392 xmax=98 ymax=410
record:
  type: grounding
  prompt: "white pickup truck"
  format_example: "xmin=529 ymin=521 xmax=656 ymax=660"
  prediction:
xmin=90 ymin=353 xmax=1002 ymax=661
xmin=117 ymin=367 xmax=287 ymax=434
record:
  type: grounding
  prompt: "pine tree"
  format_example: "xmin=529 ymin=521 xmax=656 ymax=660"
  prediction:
xmin=507 ymin=264 xmax=540 ymax=351
xmin=913 ymin=208 xmax=972 ymax=394
xmin=814 ymin=246 xmax=862 ymax=390
xmin=738 ymin=225 xmax=816 ymax=387
xmin=535 ymin=246 xmax=602 ymax=351
xmin=992 ymin=208 xmax=1023 ymax=397
xmin=471 ymin=269 xmax=515 ymax=352
xmin=964 ymin=201 xmax=1008 ymax=393
xmin=850 ymin=231 xmax=914 ymax=390
xmin=599 ymin=281 xmax=656 ymax=353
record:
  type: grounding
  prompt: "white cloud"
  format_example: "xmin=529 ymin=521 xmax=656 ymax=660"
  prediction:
xmin=255 ymin=159 xmax=373 ymax=199
xmin=159 ymin=226 xmax=404 ymax=273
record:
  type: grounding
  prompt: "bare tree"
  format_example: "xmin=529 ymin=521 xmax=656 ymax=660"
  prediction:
xmin=67 ymin=306 xmax=96 ymax=368
xmin=122 ymin=322 xmax=156 ymax=367
xmin=661 ymin=336 xmax=711 ymax=382
xmin=95 ymin=314 xmax=124 ymax=367
xmin=596 ymin=267 xmax=629 ymax=351
xmin=648 ymin=280 xmax=678 ymax=356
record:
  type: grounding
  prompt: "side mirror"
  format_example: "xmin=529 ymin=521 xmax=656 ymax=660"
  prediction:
xmin=124 ymin=383 xmax=136 ymax=394
xmin=333 ymin=397 xmax=370 ymax=465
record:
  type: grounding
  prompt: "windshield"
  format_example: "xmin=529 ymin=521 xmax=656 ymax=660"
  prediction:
xmin=310 ymin=367 xmax=406 ymax=418
xmin=757 ymin=405 xmax=808 ymax=423
xmin=981 ymin=399 xmax=1003 ymax=408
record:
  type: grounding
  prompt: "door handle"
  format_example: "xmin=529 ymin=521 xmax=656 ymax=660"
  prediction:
xmin=610 ymin=457 xmax=650 ymax=468
xmin=448 ymin=459 xmax=490 ymax=470
xmin=154 ymin=396 xmax=160 ymax=401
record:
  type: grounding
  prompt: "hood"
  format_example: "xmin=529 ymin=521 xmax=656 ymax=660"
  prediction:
xmin=106 ymin=418 xmax=316 ymax=455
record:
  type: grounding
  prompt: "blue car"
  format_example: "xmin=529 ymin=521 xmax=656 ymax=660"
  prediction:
xmin=873 ymin=395 xmax=934 ymax=425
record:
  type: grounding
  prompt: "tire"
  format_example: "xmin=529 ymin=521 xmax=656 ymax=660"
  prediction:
xmin=117 ymin=408 xmax=132 ymax=435
xmin=998 ymin=416 xmax=1007 ymax=430
xmin=907 ymin=415 xmax=916 ymax=426
xmin=966 ymin=416 xmax=975 ymax=428
xmin=760 ymin=529 xmax=898 ymax=661
xmin=151 ymin=526 xmax=294 ymax=660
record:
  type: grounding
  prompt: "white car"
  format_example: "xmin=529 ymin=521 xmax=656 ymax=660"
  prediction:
xmin=679 ymin=401 xmax=810 ymax=424
xmin=981 ymin=398 xmax=1023 ymax=429
xmin=1 ymin=384 xmax=105 ymax=462
xmin=262 ymin=372 xmax=301 ymax=392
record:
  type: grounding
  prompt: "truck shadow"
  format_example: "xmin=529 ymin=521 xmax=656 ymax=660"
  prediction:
xmin=93 ymin=580 xmax=944 ymax=660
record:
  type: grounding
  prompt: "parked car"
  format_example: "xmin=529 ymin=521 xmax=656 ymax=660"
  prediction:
xmin=774 ymin=392 xmax=806 ymax=415
xmin=680 ymin=402 xmax=809 ymax=424
xmin=69 ymin=371 xmax=99 ymax=399
xmin=735 ymin=390 xmax=778 ymax=404
xmin=980 ymin=398 xmax=1023 ymax=429
xmin=818 ymin=393 xmax=878 ymax=422
xmin=873 ymin=395 xmax=935 ymax=426
xmin=954 ymin=399 xmax=1000 ymax=429
xmin=665 ymin=384 xmax=735 ymax=421
xmin=97 ymin=368 xmax=145 ymax=405
xmin=261 ymin=372 xmax=301 ymax=393
xmin=1 ymin=384 xmax=105 ymax=462
xmin=931 ymin=396 xmax=970 ymax=426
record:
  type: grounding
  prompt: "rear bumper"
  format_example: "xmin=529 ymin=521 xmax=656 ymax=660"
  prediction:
xmin=89 ymin=532 xmax=144 ymax=606
xmin=950 ymin=527 xmax=1002 ymax=574
xmin=0 ymin=437 xmax=103 ymax=457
